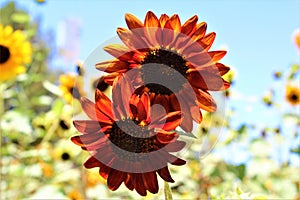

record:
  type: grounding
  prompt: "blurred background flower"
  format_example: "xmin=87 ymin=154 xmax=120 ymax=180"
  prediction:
xmin=0 ymin=1 xmax=299 ymax=199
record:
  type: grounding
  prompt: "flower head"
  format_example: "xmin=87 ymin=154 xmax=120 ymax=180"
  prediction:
xmin=285 ymin=84 xmax=300 ymax=106
xmin=0 ymin=24 xmax=32 ymax=81
xmin=96 ymin=11 xmax=230 ymax=132
xmin=59 ymin=73 xmax=85 ymax=104
xmin=71 ymin=74 xmax=186 ymax=196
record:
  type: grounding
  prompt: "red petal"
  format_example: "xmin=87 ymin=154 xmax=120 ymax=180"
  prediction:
xmin=96 ymin=60 xmax=129 ymax=73
xmin=112 ymin=74 xmax=135 ymax=119
xmin=73 ymin=120 xmax=111 ymax=134
xmin=180 ymin=101 xmax=193 ymax=132
xmin=156 ymin=131 xmax=177 ymax=144
xmin=168 ymin=154 xmax=186 ymax=166
xmin=131 ymin=174 xmax=147 ymax=196
xmin=80 ymin=97 xmax=113 ymax=123
xmin=83 ymin=156 xmax=102 ymax=169
xmin=164 ymin=140 xmax=186 ymax=152
xmin=151 ymin=111 xmax=182 ymax=131
xmin=157 ymin=167 xmax=174 ymax=183
xmin=99 ymin=165 xmax=112 ymax=180
xmin=107 ymin=170 xmax=126 ymax=191
xmin=187 ymin=71 xmax=225 ymax=91
xmin=125 ymin=175 xmax=134 ymax=191
xmin=71 ymin=133 xmax=106 ymax=147
xmin=142 ymin=172 xmax=158 ymax=194
xmin=95 ymin=89 xmax=114 ymax=120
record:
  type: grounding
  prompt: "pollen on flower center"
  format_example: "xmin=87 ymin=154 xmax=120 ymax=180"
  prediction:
xmin=141 ymin=48 xmax=189 ymax=95
xmin=110 ymin=119 xmax=157 ymax=156
xmin=0 ymin=45 xmax=11 ymax=64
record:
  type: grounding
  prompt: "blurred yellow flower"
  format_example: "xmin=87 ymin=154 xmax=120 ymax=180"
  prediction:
xmin=86 ymin=169 xmax=105 ymax=188
xmin=67 ymin=189 xmax=83 ymax=200
xmin=285 ymin=84 xmax=300 ymax=106
xmin=0 ymin=24 xmax=32 ymax=81
xmin=59 ymin=73 xmax=85 ymax=104
xmin=39 ymin=162 xmax=53 ymax=178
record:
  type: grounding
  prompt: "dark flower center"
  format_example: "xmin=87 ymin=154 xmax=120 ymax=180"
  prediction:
xmin=94 ymin=76 xmax=109 ymax=92
xmin=69 ymin=87 xmax=81 ymax=99
xmin=110 ymin=119 xmax=156 ymax=154
xmin=290 ymin=93 xmax=299 ymax=101
xmin=141 ymin=48 xmax=189 ymax=95
xmin=61 ymin=152 xmax=70 ymax=160
xmin=0 ymin=45 xmax=10 ymax=64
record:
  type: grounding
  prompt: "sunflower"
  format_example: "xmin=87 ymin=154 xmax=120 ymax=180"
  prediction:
xmin=285 ymin=84 xmax=300 ymax=106
xmin=71 ymin=74 xmax=186 ymax=196
xmin=0 ymin=24 xmax=32 ymax=82
xmin=293 ymin=29 xmax=300 ymax=51
xmin=59 ymin=73 xmax=85 ymax=104
xmin=96 ymin=11 xmax=230 ymax=132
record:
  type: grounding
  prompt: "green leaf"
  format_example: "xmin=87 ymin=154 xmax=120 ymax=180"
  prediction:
xmin=291 ymin=147 xmax=300 ymax=155
xmin=11 ymin=12 xmax=30 ymax=23
xmin=52 ymin=99 xmax=64 ymax=115
xmin=164 ymin=181 xmax=173 ymax=200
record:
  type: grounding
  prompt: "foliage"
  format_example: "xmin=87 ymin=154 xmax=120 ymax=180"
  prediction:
xmin=0 ymin=1 xmax=299 ymax=199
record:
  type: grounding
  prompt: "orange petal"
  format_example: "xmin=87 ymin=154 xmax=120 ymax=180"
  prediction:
xmin=180 ymin=101 xmax=193 ymax=132
xmin=164 ymin=14 xmax=181 ymax=32
xmin=188 ymin=71 xmax=225 ymax=91
xmin=144 ymin=11 xmax=160 ymax=27
xmin=195 ymin=88 xmax=217 ymax=112
xmin=102 ymin=72 xmax=119 ymax=85
xmin=117 ymin=27 xmax=148 ymax=50
xmin=199 ymin=32 xmax=216 ymax=50
xmin=216 ymin=63 xmax=230 ymax=76
xmin=103 ymin=44 xmax=133 ymax=61
xmin=151 ymin=111 xmax=182 ymax=131
xmin=192 ymin=22 xmax=207 ymax=41
xmin=159 ymin=14 xmax=169 ymax=27
xmin=208 ymin=51 xmax=227 ymax=62
xmin=95 ymin=89 xmax=114 ymax=120
xmin=80 ymin=97 xmax=113 ymax=123
xmin=125 ymin=13 xmax=144 ymax=30
xmin=181 ymin=15 xmax=198 ymax=36
xmin=73 ymin=120 xmax=111 ymax=134
xmin=112 ymin=74 xmax=135 ymax=119
xmin=96 ymin=60 xmax=129 ymax=73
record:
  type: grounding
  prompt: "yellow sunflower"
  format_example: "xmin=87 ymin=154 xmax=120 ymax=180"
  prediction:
xmin=59 ymin=73 xmax=85 ymax=104
xmin=285 ymin=84 xmax=300 ymax=106
xmin=0 ymin=24 xmax=32 ymax=82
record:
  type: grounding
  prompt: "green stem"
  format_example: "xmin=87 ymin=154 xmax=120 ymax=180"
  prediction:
xmin=164 ymin=181 xmax=173 ymax=200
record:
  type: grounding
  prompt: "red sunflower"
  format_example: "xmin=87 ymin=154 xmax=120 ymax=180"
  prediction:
xmin=71 ymin=74 xmax=186 ymax=196
xmin=96 ymin=11 xmax=230 ymax=132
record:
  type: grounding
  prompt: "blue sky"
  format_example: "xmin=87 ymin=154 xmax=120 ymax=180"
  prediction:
xmin=11 ymin=0 xmax=299 ymax=93
xmin=2 ymin=0 xmax=299 ymax=164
